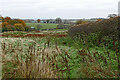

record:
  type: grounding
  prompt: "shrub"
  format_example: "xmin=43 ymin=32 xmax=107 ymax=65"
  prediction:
xmin=4 ymin=17 xmax=11 ymax=22
xmin=68 ymin=17 xmax=119 ymax=40
xmin=25 ymin=26 xmax=31 ymax=31
xmin=76 ymin=20 xmax=88 ymax=25
xmin=14 ymin=23 xmax=25 ymax=31
xmin=16 ymin=19 xmax=26 ymax=27
xmin=2 ymin=17 xmax=27 ymax=32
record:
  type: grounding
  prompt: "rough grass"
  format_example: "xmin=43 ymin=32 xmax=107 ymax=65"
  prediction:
xmin=0 ymin=34 xmax=119 ymax=78
xmin=1 ymin=38 xmax=59 ymax=78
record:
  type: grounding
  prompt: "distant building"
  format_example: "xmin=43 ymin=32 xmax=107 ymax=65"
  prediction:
xmin=23 ymin=19 xmax=37 ymax=23
xmin=31 ymin=20 xmax=37 ymax=23
xmin=49 ymin=19 xmax=56 ymax=23
xmin=30 ymin=27 xmax=35 ymax=31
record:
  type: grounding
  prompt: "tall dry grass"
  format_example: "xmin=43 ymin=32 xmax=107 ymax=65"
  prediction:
xmin=0 ymin=37 xmax=119 ymax=78
xmin=1 ymin=38 xmax=60 ymax=78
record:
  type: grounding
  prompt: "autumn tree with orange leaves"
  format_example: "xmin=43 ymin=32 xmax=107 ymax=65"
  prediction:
xmin=2 ymin=16 xmax=28 ymax=32
xmin=4 ymin=17 xmax=11 ymax=22
xmin=37 ymin=19 xmax=40 ymax=23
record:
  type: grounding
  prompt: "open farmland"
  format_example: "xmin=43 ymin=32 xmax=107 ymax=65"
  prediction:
xmin=26 ymin=23 xmax=58 ymax=29
xmin=1 ymin=15 xmax=120 ymax=79
xmin=0 ymin=25 xmax=120 ymax=78
xmin=1 ymin=0 xmax=120 ymax=78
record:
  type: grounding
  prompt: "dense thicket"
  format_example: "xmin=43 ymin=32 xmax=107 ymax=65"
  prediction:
xmin=68 ymin=17 xmax=119 ymax=40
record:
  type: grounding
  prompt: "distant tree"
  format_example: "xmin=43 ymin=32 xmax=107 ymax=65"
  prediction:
xmin=10 ymin=25 xmax=16 ymax=31
xmin=55 ymin=17 xmax=62 ymax=24
xmin=1 ymin=17 xmax=4 ymax=22
xmin=97 ymin=19 xmax=102 ymax=22
xmin=37 ymin=19 xmax=41 ymax=23
xmin=2 ymin=16 xmax=27 ymax=32
xmin=8 ymin=20 xmax=17 ymax=25
xmin=76 ymin=20 xmax=88 ymax=25
xmin=2 ymin=26 xmax=7 ymax=32
xmin=2 ymin=22 xmax=9 ymax=32
xmin=2 ymin=22 xmax=9 ymax=27
xmin=15 ymin=19 xmax=26 ymax=27
xmin=6 ymin=25 xmax=16 ymax=31
xmin=4 ymin=17 xmax=11 ymax=22
xmin=14 ymin=23 xmax=25 ymax=31
xmin=46 ymin=19 xmax=50 ymax=23
xmin=2 ymin=22 xmax=15 ymax=31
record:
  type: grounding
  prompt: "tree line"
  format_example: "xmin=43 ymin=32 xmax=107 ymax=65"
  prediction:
xmin=2 ymin=17 xmax=30 ymax=32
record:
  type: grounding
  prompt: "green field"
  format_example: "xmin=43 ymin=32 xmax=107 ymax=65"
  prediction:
xmin=1 ymin=17 xmax=120 ymax=78
xmin=26 ymin=23 xmax=58 ymax=29
xmin=1 ymin=30 xmax=119 ymax=78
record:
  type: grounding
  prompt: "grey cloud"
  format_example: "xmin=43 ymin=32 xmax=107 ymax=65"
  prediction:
xmin=0 ymin=0 xmax=119 ymax=19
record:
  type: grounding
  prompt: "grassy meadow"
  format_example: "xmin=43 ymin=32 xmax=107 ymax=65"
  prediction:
xmin=0 ymin=17 xmax=120 ymax=78
xmin=26 ymin=23 xmax=58 ymax=29
xmin=0 ymin=30 xmax=119 ymax=78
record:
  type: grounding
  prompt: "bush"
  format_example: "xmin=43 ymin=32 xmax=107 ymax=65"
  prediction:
xmin=68 ymin=17 xmax=119 ymax=40
xmin=2 ymin=16 xmax=27 ymax=32
xmin=14 ymin=23 xmax=25 ymax=31
xmin=76 ymin=20 xmax=88 ymax=25
xmin=25 ymin=26 xmax=31 ymax=31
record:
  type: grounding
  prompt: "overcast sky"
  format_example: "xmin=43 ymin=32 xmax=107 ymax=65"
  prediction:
xmin=0 ymin=0 xmax=119 ymax=19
